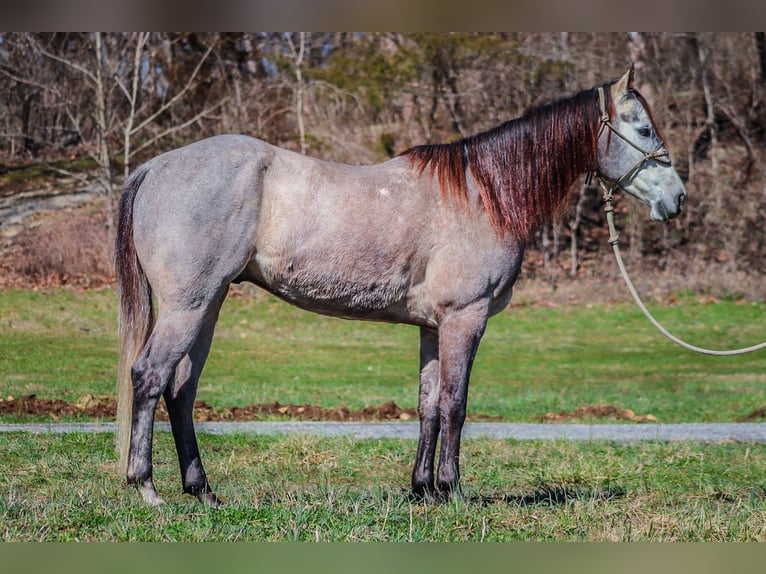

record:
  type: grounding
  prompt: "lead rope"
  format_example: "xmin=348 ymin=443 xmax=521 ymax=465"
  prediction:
xmin=601 ymin=192 xmax=766 ymax=356
xmin=593 ymin=83 xmax=766 ymax=356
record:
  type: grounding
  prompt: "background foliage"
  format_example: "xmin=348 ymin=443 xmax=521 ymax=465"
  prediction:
xmin=2 ymin=32 xmax=766 ymax=292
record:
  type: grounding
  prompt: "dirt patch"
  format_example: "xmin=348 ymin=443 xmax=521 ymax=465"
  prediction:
xmin=0 ymin=394 xmax=504 ymax=423
xmin=193 ymin=399 xmax=424 ymax=423
xmin=0 ymin=396 xmax=659 ymax=424
xmin=540 ymin=404 xmax=657 ymax=423
xmin=0 ymin=202 xmax=114 ymax=290
xmin=738 ymin=408 xmax=766 ymax=422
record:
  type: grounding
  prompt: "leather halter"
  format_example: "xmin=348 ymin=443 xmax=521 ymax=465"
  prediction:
xmin=590 ymin=85 xmax=671 ymax=201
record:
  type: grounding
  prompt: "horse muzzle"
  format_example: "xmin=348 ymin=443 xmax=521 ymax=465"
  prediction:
xmin=650 ymin=189 xmax=686 ymax=221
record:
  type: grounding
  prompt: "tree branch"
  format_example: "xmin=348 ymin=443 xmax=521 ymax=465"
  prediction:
xmin=130 ymin=99 xmax=227 ymax=157
xmin=129 ymin=40 xmax=216 ymax=137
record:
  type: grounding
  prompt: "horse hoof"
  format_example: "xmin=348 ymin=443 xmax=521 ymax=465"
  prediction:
xmin=410 ymin=484 xmax=440 ymax=504
xmin=197 ymin=491 xmax=223 ymax=508
xmin=435 ymin=482 xmax=463 ymax=503
xmin=137 ymin=483 xmax=165 ymax=507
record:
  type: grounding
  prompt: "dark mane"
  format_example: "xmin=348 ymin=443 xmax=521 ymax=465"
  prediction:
xmin=401 ymin=85 xmax=606 ymax=239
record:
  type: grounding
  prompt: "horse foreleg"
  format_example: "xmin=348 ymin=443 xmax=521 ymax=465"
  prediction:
xmin=164 ymin=300 xmax=224 ymax=507
xmin=435 ymin=305 xmax=487 ymax=498
xmin=412 ymin=326 xmax=440 ymax=499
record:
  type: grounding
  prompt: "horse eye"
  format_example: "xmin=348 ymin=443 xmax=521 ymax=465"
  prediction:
xmin=638 ymin=127 xmax=651 ymax=138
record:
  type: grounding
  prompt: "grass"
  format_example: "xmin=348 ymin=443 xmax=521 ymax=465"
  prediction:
xmin=3 ymin=287 xmax=766 ymax=541
xmin=0 ymin=156 xmax=98 ymax=191
xmin=1 ymin=287 xmax=766 ymax=422
xmin=2 ymin=431 xmax=766 ymax=541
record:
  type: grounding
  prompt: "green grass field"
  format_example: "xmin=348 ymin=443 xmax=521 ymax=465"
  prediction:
xmin=2 ymin=287 xmax=766 ymax=422
xmin=2 ymin=286 xmax=766 ymax=541
xmin=2 ymin=432 xmax=766 ymax=541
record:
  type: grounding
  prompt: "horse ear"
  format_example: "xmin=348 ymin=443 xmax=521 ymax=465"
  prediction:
xmin=614 ymin=64 xmax=635 ymax=95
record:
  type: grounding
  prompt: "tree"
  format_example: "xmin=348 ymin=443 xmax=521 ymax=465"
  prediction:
xmin=4 ymin=33 xmax=766 ymax=284
xmin=117 ymin=33 xmax=220 ymax=178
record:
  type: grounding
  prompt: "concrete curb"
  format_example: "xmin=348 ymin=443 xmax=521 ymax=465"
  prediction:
xmin=2 ymin=421 xmax=766 ymax=442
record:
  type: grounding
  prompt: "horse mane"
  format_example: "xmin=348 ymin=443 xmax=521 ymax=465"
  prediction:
xmin=401 ymin=85 xmax=609 ymax=239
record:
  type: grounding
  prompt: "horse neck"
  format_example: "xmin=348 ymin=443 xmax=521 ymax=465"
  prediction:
xmin=468 ymin=89 xmax=601 ymax=238
xmin=403 ymin=87 xmax=601 ymax=240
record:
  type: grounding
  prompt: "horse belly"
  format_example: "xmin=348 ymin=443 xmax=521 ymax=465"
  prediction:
xmin=243 ymin=249 xmax=425 ymax=323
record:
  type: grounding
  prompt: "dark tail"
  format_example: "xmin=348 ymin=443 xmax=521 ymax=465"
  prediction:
xmin=115 ymin=163 xmax=154 ymax=474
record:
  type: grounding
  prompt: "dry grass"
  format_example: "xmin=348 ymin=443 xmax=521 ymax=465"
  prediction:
xmin=0 ymin=205 xmax=114 ymax=289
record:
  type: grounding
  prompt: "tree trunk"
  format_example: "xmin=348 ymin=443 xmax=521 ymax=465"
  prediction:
xmin=94 ymin=32 xmax=115 ymax=228
xmin=288 ymin=32 xmax=308 ymax=155
xmin=123 ymin=33 xmax=149 ymax=179
xmin=569 ymin=185 xmax=587 ymax=278
xmin=694 ymin=34 xmax=721 ymax=214
xmin=755 ymin=32 xmax=766 ymax=83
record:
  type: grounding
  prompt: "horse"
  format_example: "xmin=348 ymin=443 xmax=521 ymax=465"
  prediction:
xmin=115 ymin=66 xmax=686 ymax=506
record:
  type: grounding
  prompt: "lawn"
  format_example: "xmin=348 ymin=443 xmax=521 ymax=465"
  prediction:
xmin=2 ymin=431 xmax=766 ymax=541
xmin=1 ymin=286 xmax=765 ymax=423
xmin=3 ymin=286 xmax=766 ymax=542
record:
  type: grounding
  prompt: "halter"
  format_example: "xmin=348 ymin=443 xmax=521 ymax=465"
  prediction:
xmin=589 ymin=85 xmax=671 ymax=206
xmin=588 ymin=85 xmax=672 ymax=246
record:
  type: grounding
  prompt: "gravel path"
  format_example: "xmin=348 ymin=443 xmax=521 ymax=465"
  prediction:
xmin=2 ymin=421 xmax=766 ymax=442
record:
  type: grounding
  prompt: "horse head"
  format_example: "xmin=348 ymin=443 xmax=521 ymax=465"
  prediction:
xmin=596 ymin=66 xmax=687 ymax=221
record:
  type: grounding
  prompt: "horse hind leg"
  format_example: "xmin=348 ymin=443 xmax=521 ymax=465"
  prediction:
xmin=127 ymin=301 xmax=222 ymax=506
xmin=164 ymin=295 xmax=225 ymax=507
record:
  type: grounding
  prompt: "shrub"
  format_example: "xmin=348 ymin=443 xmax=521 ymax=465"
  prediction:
xmin=1 ymin=207 xmax=114 ymax=288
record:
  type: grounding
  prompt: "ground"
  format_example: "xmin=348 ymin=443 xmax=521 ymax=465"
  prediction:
xmin=1 ymin=394 xmax=680 ymax=423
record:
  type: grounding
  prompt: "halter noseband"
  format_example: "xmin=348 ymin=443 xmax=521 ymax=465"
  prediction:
xmin=590 ymin=85 xmax=671 ymax=202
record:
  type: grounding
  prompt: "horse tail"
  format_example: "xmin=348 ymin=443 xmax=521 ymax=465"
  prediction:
xmin=115 ymin=163 xmax=154 ymax=474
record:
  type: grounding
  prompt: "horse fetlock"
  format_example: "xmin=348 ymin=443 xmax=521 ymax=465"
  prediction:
xmin=411 ymin=476 xmax=435 ymax=499
xmin=436 ymin=463 xmax=460 ymax=497
xmin=412 ymin=480 xmax=460 ymax=504
xmin=410 ymin=482 xmax=440 ymax=504
xmin=183 ymin=479 xmax=218 ymax=501
xmin=126 ymin=455 xmax=153 ymax=484
xmin=435 ymin=480 xmax=463 ymax=502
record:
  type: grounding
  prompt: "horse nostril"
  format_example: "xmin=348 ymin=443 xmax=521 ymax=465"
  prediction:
xmin=678 ymin=193 xmax=686 ymax=210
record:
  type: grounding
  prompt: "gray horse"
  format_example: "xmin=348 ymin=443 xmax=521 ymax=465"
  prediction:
xmin=115 ymin=67 xmax=686 ymax=506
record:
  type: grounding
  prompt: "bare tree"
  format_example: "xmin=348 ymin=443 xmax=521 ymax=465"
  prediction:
xmin=116 ymin=33 xmax=221 ymax=178
xmin=285 ymin=32 xmax=309 ymax=154
xmin=93 ymin=32 xmax=116 ymax=215
xmin=1 ymin=34 xmax=123 ymax=213
xmin=756 ymin=32 xmax=766 ymax=84
xmin=4 ymin=33 xmax=766 ymax=284
xmin=693 ymin=35 xmax=722 ymax=215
